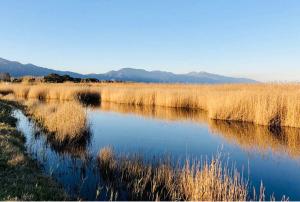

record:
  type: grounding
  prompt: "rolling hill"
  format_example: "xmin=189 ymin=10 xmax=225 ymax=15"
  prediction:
xmin=0 ymin=57 xmax=256 ymax=84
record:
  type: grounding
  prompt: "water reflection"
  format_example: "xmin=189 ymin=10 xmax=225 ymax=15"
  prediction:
xmin=97 ymin=102 xmax=208 ymax=124
xmin=13 ymin=109 xmax=98 ymax=199
xmin=33 ymin=129 xmax=91 ymax=160
xmin=12 ymin=101 xmax=300 ymax=200
xmin=209 ymin=121 xmax=300 ymax=158
xmin=96 ymin=102 xmax=300 ymax=159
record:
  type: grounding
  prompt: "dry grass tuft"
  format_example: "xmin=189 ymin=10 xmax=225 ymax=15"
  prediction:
xmin=7 ymin=154 xmax=25 ymax=166
xmin=97 ymin=147 xmax=279 ymax=201
xmin=26 ymin=101 xmax=89 ymax=143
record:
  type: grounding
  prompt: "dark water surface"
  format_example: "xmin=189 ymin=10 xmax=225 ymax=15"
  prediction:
xmin=13 ymin=102 xmax=300 ymax=200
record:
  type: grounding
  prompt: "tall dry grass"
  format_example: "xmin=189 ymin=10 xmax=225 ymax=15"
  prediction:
xmin=97 ymin=147 xmax=283 ymax=201
xmin=99 ymin=83 xmax=300 ymax=128
xmin=1 ymin=82 xmax=300 ymax=128
xmin=25 ymin=101 xmax=89 ymax=143
xmin=0 ymin=83 xmax=100 ymax=104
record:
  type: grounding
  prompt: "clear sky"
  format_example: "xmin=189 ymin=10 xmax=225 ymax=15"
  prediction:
xmin=0 ymin=0 xmax=299 ymax=81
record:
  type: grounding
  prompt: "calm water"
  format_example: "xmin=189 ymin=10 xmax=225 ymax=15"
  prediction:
xmin=13 ymin=102 xmax=300 ymax=200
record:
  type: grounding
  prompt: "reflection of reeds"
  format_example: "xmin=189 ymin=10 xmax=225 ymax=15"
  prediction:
xmin=97 ymin=147 xmax=282 ymax=201
xmin=97 ymin=103 xmax=300 ymax=159
xmin=33 ymin=129 xmax=90 ymax=160
xmin=209 ymin=121 xmax=300 ymax=158
xmin=98 ymin=102 xmax=208 ymax=123
xmin=2 ymin=83 xmax=300 ymax=127
xmin=26 ymin=101 xmax=89 ymax=143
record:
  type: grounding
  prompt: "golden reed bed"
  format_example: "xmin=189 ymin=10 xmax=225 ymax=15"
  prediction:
xmin=1 ymin=82 xmax=300 ymax=128
xmin=25 ymin=100 xmax=89 ymax=143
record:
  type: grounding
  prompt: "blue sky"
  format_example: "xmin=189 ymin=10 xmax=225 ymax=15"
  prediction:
xmin=0 ymin=0 xmax=299 ymax=81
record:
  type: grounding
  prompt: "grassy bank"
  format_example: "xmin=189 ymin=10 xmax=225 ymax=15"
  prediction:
xmin=97 ymin=147 xmax=284 ymax=201
xmin=1 ymin=82 xmax=300 ymax=128
xmin=0 ymin=101 xmax=67 ymax=200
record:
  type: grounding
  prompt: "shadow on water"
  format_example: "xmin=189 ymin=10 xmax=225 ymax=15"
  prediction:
xmin=76 ymin=91 xmax=101 ymax=106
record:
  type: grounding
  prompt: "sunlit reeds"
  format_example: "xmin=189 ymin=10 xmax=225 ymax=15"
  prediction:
xmin=0 ymin=83 xmax=101 ymax=105
xmin=99 ymin=83 xmax=300 ymax=128
xmin=1 ymin=82 xmax=300 ymax=128
xmin=26 ymin=101 xmax=89 ymax=143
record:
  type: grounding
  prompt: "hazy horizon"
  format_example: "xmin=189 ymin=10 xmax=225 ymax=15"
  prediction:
xmin=1 ymin=0 xmax=300 ymax=82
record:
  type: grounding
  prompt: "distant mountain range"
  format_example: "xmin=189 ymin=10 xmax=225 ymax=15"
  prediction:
xmin=0 ymin=57 xmax=256 ymax=84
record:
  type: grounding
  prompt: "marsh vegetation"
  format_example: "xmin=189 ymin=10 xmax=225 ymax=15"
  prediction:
xmin=1 ymin=82 xmax=300 ymax=200
xmin=24 ymin=100 xmax=89 ymax=143
xmin=97 ymin=147 xmax=273 ymax=201
xmin=0 ymin=102 xmax=66 ymax=200
xmin=2 ymin=82 xmax=300 ymax=128
xmin=12 ymin=102 xmax=300 ymax=198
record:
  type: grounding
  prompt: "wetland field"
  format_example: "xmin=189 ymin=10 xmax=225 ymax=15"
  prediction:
xmin=2 ymin=0 xmax=300 ymax=200
xmin=1 ymin=82 xmax=300 ymax=200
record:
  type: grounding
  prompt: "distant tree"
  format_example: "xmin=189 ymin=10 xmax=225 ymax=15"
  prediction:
xmin=81 ymin=78 xmax=99 ymax=83
xmin=44 ymin=73 xmax=82 ymax=83
xmin=0 ymin=72 xmax=11 ymax=82
xmin=44 ymin=73 xmax=65 ymax=83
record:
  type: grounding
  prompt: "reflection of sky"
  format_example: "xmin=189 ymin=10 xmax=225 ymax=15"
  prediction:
xmin=14 ymin=107 xmax=300 ymax=200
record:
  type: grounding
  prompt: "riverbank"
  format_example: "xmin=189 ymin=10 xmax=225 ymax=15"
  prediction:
xmin=0 ymin=101 xmax=67 ymax=200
